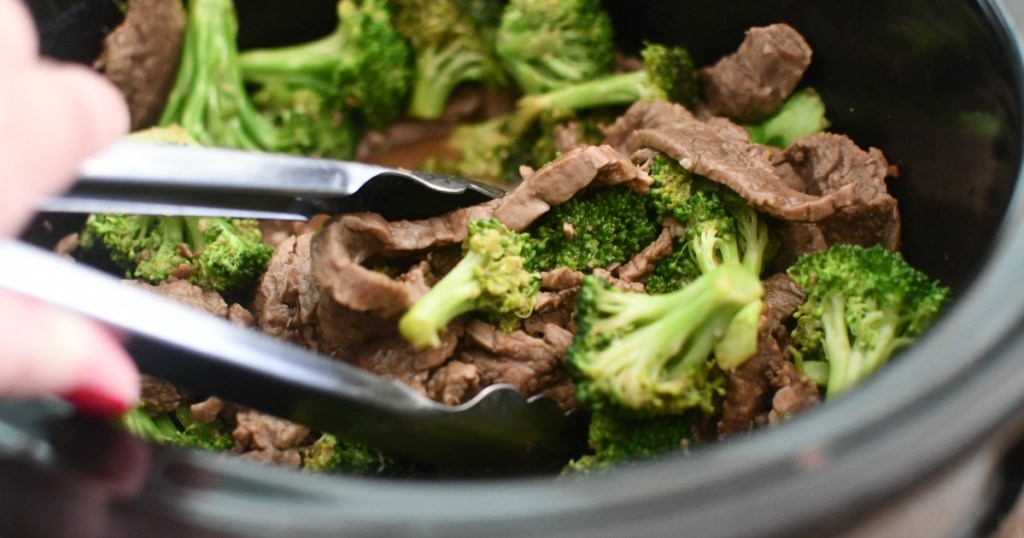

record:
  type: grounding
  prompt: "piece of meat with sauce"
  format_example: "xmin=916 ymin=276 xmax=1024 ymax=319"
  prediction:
xmin=96 ymin=0 xmax=186 ymax=130
xmin=233 ymin=409 xmax=310 ymax=468
xmin=700 ymin=23 xmax=813 ymax=123
xmin=350 ymin=321 xmax=465 ymax=395
xmin=129 ymin=279 xmax=254 ymax=327
xmin=774 ymin=132 xmax=902 ymax=250
xmin=607 ymin=101 xmax=902 ymax=257
xmin=494 ymin=145 xmax=650 ymax=231
xmin=311 ymin=202 xmax=498 ymax=318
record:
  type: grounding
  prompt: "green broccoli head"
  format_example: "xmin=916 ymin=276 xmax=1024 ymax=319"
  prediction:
xmin=644 ymin=238 xmax=701 ymax=294
xmin=647 ymin=152 xmax=775 ymax=277
xmin=252 ymin=84 xmax=362 ymax=160
xmin=121 ymin=404 xmax=235 ymax=452
xmin=513 ymin=42 xmax=699 ymax=131
xmin=391 ymin=0 xmax=505 ymax=119
xmin=744 ymin=87 xmax=830 ymax=148
xmin=81 ymin=215 xmax=272 ymax=301
xmin=189 ymin=218 xmax=274 ymax=301
xmin=239 ymin=0 xmax=412 ymax=129
xmin=399 ymin=218 xmax=539 ymax=349
xmin=529 ymin=186 xmax=660 ymax=272
xmin=787 ymin=244 xmax=951 ymax=397
xmin=563 ymin=411 xmax=693 ymax=475
xmin=159 ymin=0 xmax=280 ymax=151
xmin=302 ymin=433 xmax=393 ymax=475
xmin=567 ymin=264 xmax=764 ymax=417
xmin=496 ymin=0 xmax=615 ymax=95
xmin=639 ymin=42 xmax=700 ymax=110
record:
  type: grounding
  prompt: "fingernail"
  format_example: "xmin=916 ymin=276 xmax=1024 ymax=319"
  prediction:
xmin=62 ymin=384 xmax=134 ymax=417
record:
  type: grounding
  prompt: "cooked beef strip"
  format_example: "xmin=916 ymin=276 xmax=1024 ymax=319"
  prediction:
xmin=233 ymin=409 xmax=310 ymax=468
xmin=130 ymin=279 xmax=254 ymax=327
xmin=774 ymin=132 xmax=901 ymax=250
xmin=768 ymin=361 xmax=820 ymax=420
xmin=350 ymin=322 xmax=465 ymax=395
xmin=311 ymin=202 xmax=498 ymax=318
xmin=139 ymin=375 xmax=182 ymax=414
xmin=189 ymin=396 xmax=225 ymax=424
xmin=700 ymin=23 xmax=812 ymax=123
xmin=608 ymin=101 xmax=903 ymax=248
xmin=95 ymin=0 xmax=186 ymax=130
xmin=425 ymin=361 xmax=481 ymax=405
xmin=616 ymin=226 xmax=675 ymax=282
xmin=252 ymin=233 xmax=321 ymax=347
xmin=493 ymin=145 xmax=651 ymax=231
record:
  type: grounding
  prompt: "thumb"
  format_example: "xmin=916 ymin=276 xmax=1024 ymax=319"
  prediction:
xmin=0 ymin=288 xmax=139 ymax=416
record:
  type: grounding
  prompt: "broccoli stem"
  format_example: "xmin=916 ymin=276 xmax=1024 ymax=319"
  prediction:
xmin=398 ymin=250 xmax=485 ymax=349
xmin=238 ymin=33 xmax=344 ymax=88
xmin=822 ymin=295 xmax=852 ymax=396
xmin=514 ymin=70 xmax=645 ymax=130
xmin=408 ymin=43 xmax=491 ymax=120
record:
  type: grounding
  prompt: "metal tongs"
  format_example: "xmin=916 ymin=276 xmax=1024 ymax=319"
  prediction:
xmin=40 ymin=140 xmax=505 ymax=221
xmin=2 ymin=142 xmax=585 ymax=472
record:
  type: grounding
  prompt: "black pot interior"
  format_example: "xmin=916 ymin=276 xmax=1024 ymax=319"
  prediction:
xmin=5 ymin=1 xmax=1024 ymax=537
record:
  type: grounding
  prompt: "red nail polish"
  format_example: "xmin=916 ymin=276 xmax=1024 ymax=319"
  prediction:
xmin=62 ymin=385 xmax=132 ymax=417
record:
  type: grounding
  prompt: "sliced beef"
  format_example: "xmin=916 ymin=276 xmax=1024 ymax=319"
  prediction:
xmin=350 ymin=322 xmax=465 ymax=395
xmin=233 ymin=409 xmax=310 ymax=468
xmin=96 ymin=0 xmax=186 ymax=130
xmin=131 ymin=279 xmax=254 ymax=325
xmin=616 ymin=227 xmax=675 ymax=282
xmin=425 ymin=361 xmax=481 ymax=405
xmin=718 ymin=274 xmax=808 ymax=437
xmin=700 ymin=23 xmax=813 ymax=123
xmin=608 ymin=101 xmax=902 ymax=245
xmin=311 ymin=202 xmax=498 ymax=318
xmin=252 ymin=233 xmax=321 ymax=347
xmin=767 ymin=361 xmax=820 ymax=420
xmin=774 ymin=132 xmax=902 ymax=250
xmin=493 ymin=145 xmax=650 ymax=231
xmin=421 ymin=321 xmax=576 ymax=409
xmin=190 ymin=396 xmax=225 ymax=424
xmin=139 ymin=375 xmax=182 ymax=414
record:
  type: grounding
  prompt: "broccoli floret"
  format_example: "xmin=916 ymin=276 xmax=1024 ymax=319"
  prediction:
xmin=81 ymin=215 xmax=273 ymax=301
xmin=744 ymin=88 xmax=830 ymax=148
xmin=513 ymin=42 xmax=699 ymax=131
xmin=238 ymin=0 xmax=412 ymax=129
xmin=302 ymin=433 xmax=410 ymax=476
xmin=251 ymin=84 xmax=362 ymax=160
xmin=567 ymin=264 xmax=764 ymax=416
xmin=399 ymin=218 xmax=539 ymax=349
xmin=495 ymin=0 xmax=615 ymax=95
xmin=563 ymin=411 xmax=693 ymax=475
xmin=159 ymin=0 xmax=280 ymax=150
xmin=529 ymin=186 xmax=659 ymax=272
xmin=121 ymin=404 xmax=234 ymax=452
xmin=390 ymin=0 xmax=505 ymax=120
xmin=644 ymin=240 xmax=701 ymax=294
xmin=787 ymin=244 xmax=951 ymax=397
xmin=647 ymin=152 xmax=775 ymax=277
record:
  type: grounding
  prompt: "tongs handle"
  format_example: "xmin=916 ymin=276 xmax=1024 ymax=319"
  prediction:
xmin=0 ymin=240 xmax=431 ymax=429
xmin=37 ymin=141 xmax=502 ymax=220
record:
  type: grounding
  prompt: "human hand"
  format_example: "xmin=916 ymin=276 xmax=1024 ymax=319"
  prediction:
xmin=0 ymin=0 xmax=139 ymax=414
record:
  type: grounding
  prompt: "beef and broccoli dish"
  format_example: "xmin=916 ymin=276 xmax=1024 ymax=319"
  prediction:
xmin=78 ymin=0 xmax=951 ymax=477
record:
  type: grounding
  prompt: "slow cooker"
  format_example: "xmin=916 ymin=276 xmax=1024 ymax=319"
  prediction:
xmin=3 ymin=0 xmax=1024 ymax=536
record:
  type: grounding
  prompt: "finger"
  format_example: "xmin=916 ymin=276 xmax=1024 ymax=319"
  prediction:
xmin=0 ymin=0 xmax=39 ymax=69
xmin=0 ymin=62 xmax=129 ymax=236
xmin=0 ymin=288 xmax=139 ymax=416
